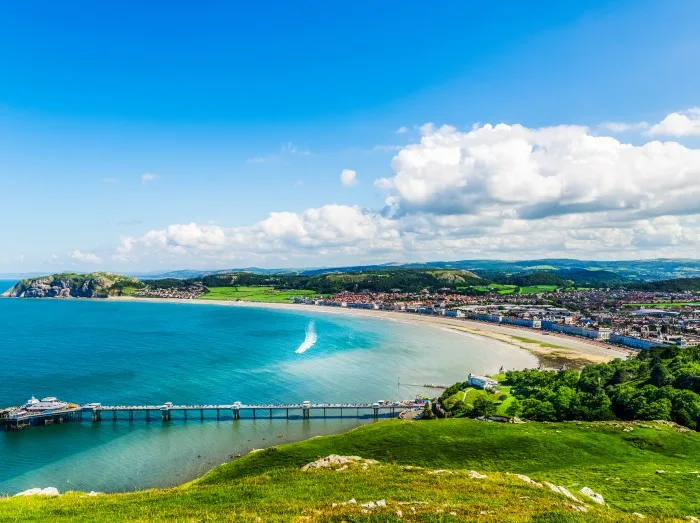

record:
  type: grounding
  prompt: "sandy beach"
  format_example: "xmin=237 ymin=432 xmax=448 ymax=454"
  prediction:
xmin=113 ymin=296 xmax=632 ymax=367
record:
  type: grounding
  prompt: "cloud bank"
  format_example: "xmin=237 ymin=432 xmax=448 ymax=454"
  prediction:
xmin=114 ymin=112 xmax=700 ymax=267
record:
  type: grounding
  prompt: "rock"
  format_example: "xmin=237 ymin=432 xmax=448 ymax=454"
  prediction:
xmin=301 ymin=455 xmax=378 ymax=471
xmin=395 ymin=509 xmax=403 ymax=517
xmin=87 ymin=491 xmax=102 ymax=496
xmin=376 ymin=499 xmax=386 ymax=507
xmin=361 ymin=501 xmax=377 ymax=509
xmin=579 ymin=487 xmax=605 ymax=504
xmin=468 ymin=470 xmax=487 ymax=479
xmin=567 ymin=504 xmax=588 ymax=512
xmin=14 ymin=487 xmax=59 ymax=497
xmin=656 ymin=470 xmax=665 ymax=474
xmin=347 ymin=498 xmax=356 ymax=504
xmin=514 ymin=474 xmax=543 ymax=487
xmin=428 ymin=469 xmax=448 ymax=475
xmin=633 ymin=513 xmax=645 ymax=519
xmin=449 ymin=511 xmax=457 ymax=516
xmin=543 ymin=482 xmax=581 ymax=503
xmin=686 ymin=516 xmax=699 ymax=522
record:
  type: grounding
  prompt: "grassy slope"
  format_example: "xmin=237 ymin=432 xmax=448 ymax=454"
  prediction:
xmin=2 ymin=420 xmax=699 ymax=522
xmin=199 ymin=286 xmax=319 ymax=303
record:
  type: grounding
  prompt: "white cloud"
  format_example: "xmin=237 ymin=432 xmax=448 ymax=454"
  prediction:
xmin=648 ymin=107 xmax=700 ymax=137
xmin=71 ymin=250 xmax=102 ymax=264
xmin=246 ymin=156 xmax=266 ymax=164
xmin=103 ymin=177 xmax=119 ymax=184
xmin=113 ymin=118 xmax=700 ymax=266
xmin=396 ymin=126 xmax=409 ymax=134
xmin=117 ymin=205 xmax=400 ymax=264
xmin=281 ymin=142 xmax=310 ymax=156
xmin=141 ymin=173 xmax=159 ymax=184
xmin=598 ymin=121 xmax=649 ymax=133
xmin=340 ymin=169 xmax=358 ymax=187
xmin=378 ymin=123 xmax=700 ymax=220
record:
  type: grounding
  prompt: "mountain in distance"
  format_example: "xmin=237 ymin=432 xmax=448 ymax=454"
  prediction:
xmin=5 ymin=258 xmax=699 ymax=284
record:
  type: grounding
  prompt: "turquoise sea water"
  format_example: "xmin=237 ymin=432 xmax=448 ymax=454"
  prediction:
xmin=0 ymin=288 xmax=537 ymax=494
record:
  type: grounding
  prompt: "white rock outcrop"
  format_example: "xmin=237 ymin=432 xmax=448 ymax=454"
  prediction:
xmin=14 ymin=487 xmax=59 ymax=497
xmin=301 ymin=455 xmax=378 ymax=471
xmin=579 ymin=487 xmax=605 ymax=504
xmin=543 ymin=482 xmax=581 ymax=503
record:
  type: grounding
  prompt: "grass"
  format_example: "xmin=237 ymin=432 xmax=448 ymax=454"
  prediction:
xmin=519 ymin=285 xmax=559 ymax=294
xmin=511 ymin=335 xmax=571 ymax=350
xmin=199 ymin=286 xmax=321 ymax=303
xmin=2 ymin=419 xmax=699 ymax=521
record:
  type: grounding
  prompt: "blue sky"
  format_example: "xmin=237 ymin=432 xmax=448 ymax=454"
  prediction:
xmin=2 ymin=1 xmax=700 ymax=273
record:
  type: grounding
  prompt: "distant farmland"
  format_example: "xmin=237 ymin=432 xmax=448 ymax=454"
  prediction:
xmin=199 ymin=286 xmax=320 ymax=303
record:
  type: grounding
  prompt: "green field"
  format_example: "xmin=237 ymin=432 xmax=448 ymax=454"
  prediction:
xmin=3 ymin=419 xmax=700 ymax=521
xmin=623 ymin=302 xmax=700 ymax=308
xmin=510 ymin=335 xmax=571 ymax=350
xmin=519 ymin=285 xmax=559 ymax=294
xmin=199 ymin=286 xmax=320 ymax=303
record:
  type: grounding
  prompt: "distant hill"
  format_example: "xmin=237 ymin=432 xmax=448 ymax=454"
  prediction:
xmin=625 ymin=277 xmax=700 ymax=292
xmin=118 ymin=258 xmax=700 ymax=282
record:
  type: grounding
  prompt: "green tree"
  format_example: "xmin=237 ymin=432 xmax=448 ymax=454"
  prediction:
xmin=472 ymin=396 xmax=497 ymax=417
xmin=521 ymin=399 xmax=556 ymax=421
xmin=504 ymin=398 xmax=522 ymax=417
xmin=638 ymin=398 xmax=672 ymax=421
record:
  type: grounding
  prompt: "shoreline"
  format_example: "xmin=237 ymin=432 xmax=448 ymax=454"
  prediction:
xmin=111 ymin=296 xmax=631 ymax=366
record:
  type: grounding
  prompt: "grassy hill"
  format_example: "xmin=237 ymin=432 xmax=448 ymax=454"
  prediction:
xmin=2 ymin=419 xmax=699 ymax=521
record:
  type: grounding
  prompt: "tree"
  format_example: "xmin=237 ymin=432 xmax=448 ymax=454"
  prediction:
xmin=472 ymin=396 xmax=497 ymax=417
xmin=638 ymin=398 xmax=672 ymax=421
xmin=504 ymin=399 xmax=522 ymax=417
xmin=521 ymin=399 xmax=556 ymax=422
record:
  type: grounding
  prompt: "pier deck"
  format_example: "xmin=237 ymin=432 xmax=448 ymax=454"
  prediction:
xmin=2 ymin=400 xmax=423 ymax=430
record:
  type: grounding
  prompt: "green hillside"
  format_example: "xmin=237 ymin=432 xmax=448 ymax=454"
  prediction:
xmin=2 ymin=419 xmax=699 ymax=521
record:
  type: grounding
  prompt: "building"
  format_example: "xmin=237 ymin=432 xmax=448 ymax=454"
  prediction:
xmin=501 ymin=317 xmax=541 ymax=329
xmin=609 ymin=334 xmax=666 ymax=350
xmin=467 ymin=373 xmax=498 ymax=390
xmin=541 ymin=321 xmax=611 ymax=341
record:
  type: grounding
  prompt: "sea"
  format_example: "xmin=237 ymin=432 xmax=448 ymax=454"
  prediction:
xmin=0 ymin=280 xmax=537 ymax=494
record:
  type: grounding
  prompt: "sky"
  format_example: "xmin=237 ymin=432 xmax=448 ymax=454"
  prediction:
xmin=2 ymin=0 xmax=700 ymax=274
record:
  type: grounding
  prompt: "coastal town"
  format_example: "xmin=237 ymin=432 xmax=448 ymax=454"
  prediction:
xmin=293 ymin=287 xmax=700 ymax=351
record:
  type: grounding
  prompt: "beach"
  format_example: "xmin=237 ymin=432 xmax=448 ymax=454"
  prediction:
xmin=113 ymin=296 xmax=631 ymax=367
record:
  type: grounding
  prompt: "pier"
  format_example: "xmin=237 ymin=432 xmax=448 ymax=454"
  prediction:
xmin=2 ymin=397 xmax=423 ymax=431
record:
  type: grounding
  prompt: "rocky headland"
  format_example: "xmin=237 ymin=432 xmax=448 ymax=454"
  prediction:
xmin=2 ymin=272 xmax=142 ymax=298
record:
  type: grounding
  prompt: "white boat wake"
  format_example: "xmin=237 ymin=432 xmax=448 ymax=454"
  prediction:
xmin=295 ymin=321 xmax=317 ymax=354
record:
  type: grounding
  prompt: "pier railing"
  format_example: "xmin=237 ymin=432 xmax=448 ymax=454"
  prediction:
xmin=2 ymin=401 xmax=423 ymax=431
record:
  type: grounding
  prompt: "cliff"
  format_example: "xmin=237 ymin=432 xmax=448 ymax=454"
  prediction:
xmin=2 ymin=272 xmax=143 ymax=298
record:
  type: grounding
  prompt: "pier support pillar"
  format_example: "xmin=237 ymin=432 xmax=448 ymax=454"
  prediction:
xmin=183 ymin=410 xmax=187 ymax=421
xmin=269 ymin=408 xmax=272 ymax=419
xmin=216 ymin=409 xmax=220 ymax=421
xmin=161 ymin=410 xmax=170 ymax=422
xmin=200 ymin=409 xmax=204 ymax=421
xmin=373 ymin=408 xmax=379 ymax=419
xmin=146 ymin=410 xmax=150 ymax=422
xmin=233 ymin=409 xmax=240 ymax=421
xmin=92 ymin=410 xmax=101 ymax=422
xmin=323 ymin=408 xmax=326 ymax=418
xmin=286 ymin=408 xmax=289 ymax=419
xmin=112 ymin=410 xmax=117 ymax=421
xmin=253 ymin=409 xmax=256 ymax=420
xmin=129 ymin=410 xmax=134 ymax=422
